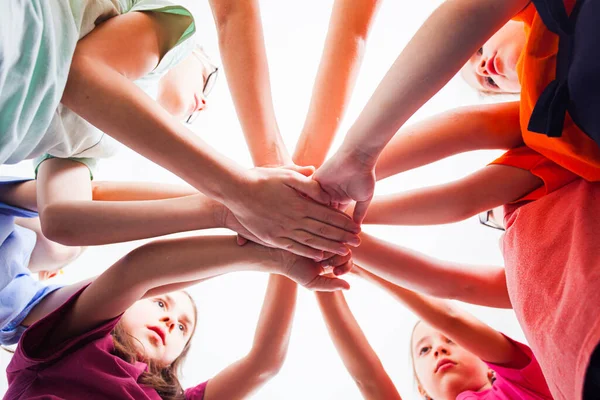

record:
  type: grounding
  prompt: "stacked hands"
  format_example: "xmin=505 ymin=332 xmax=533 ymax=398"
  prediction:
xmin=217 ymin=153 xmax=376 ymax=292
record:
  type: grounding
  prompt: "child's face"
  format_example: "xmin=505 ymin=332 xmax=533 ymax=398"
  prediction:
xmin=461 ymin=21 xmax=526 ymax=94
xmin=412 ymin=322 xmax=491 ymax=399
xmin=157 ymin=52 xmax=210 ymax=121
xmin=120 ymin=291 xmax=196 ymax=366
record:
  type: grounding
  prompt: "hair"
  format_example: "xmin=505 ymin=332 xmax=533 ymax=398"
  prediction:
xmin=111 ymin=291 xmax=199 ymax=400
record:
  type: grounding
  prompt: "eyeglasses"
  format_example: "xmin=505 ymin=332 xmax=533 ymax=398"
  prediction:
xmin=478 ymin=210 xmax=505 ymax=231
xmin=186 ymin=48 xmax=219 ymax=124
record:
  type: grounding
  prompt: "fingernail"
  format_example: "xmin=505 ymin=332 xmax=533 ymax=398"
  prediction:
xmin=347 ymin=237 xmax=361 ymax=247
xmin=337 ymin=248 xmax=349 ymax=256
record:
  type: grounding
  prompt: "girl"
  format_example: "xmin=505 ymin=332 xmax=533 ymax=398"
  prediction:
xmin=315 ymin=0 xmax=600 ymax=222
xmin=316 ymin=265 xmax=552 ymax=399
xmin=3 ymin=233 xmax=351 ymax=399
xmin=1 ymin=0 xmax=360 ymax=258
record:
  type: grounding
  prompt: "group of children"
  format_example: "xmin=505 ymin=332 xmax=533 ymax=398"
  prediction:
xmin=1 ymin=0 xmax=599 ymax=398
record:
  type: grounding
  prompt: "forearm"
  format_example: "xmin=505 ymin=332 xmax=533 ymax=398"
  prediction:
xmin=0 ymin=180 xmax=37 ymax=211
xmin=316 ymin=291 xmax=402 ymax=400
xmin=340 ymin=0 xmax=526 ymax=161
xmin=294 ymin=0 xmax=381 ymax=167
xmin=92 ymin=181 xmax=197 ymax=201
xmin=375 ymin=102 xmax=522 ymax=180
xmin=40 ymin=194 xmax=225 ymax=246
xmin=210 ymin=0 xmax=290 ymax=167
xmin=247 ymin=275 xmax=297 ymax=376
xmin=353 ymin=233 xmax=511 ymax=308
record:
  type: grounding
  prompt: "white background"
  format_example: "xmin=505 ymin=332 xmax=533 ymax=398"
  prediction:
xmin=0 ymin=1 xmax=523 ymax=398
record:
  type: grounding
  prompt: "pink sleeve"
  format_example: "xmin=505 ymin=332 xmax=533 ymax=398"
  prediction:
xmin=8 ymin=285 xmax=120 ymax=372
xmin=185 ymin=380 xmax=209 ymax=400
xmin=485 ymin=336 xmax=552 ymax=397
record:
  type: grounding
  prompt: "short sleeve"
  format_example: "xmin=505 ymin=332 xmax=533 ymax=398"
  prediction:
xmin=185 ymin=380 xmax=209 ymax=400
xmin=8 ymin=284 xmax=120 ymax=373
xmin=34 ymin=154 xmax=96 ymax=180
xmin=0 ymin=177 xmax=37 ymax=218
xmin=485 ymin=336 xmax=552 ymax=397
xmin=490 ymin=146 xmax=578 ymax=202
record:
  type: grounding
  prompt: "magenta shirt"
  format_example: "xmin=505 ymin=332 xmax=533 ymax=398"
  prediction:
xmin=4 ymin=287 xmax=208 ymax=400
xmin=457 ymin=337 xmax=552 ymax=400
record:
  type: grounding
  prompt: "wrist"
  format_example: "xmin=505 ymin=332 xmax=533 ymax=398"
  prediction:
xmin=338 ymin=138 xmax=379 ymax=170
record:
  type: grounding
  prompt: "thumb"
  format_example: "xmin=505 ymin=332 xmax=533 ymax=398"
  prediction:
xmin=352 ymin=198 xmax=372 ymax=224
xmin=285 ymin=174 xmax=331 ymax=205
xmin=306 ymin=275 xmax=350 ymax=292
xmin=284 ymin=164 xmax=315 ymax=177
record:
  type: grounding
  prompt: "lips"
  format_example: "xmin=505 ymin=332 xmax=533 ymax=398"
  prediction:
xmin=435 ymin=358 xmax=456 ymax=373
xmin=488 ymin=53 xmax=499 ymax=76
xmin=147 ymin=326 xmax=166 ymax=346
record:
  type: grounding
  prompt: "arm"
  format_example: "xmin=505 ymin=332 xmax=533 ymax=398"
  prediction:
xmin=350 ymin=233 xmax=511 ymax=308
xmin=294 ymin=0 xmax=382 ymax=167
xmin=315 ymin=291 xmax=402 ymax=400
xmin=314 ymin=0 xmax=528 ymax=221
xmin=357 ymin=164 xmax=541 ymax=225
xmin=353 ymin=266 xmax=529 ymax=367
xmin=61 ymin=10 xmax=360 ymax=258
xmin=53 ymin=235 xmax=349 ymax=345
xmin=91 ymin=181 xmax=196 ymax=201
xmin=209 ymin=0 xmax=290 ymax=167
xmin=203 ymin=275 xmax=298 ymax=399
xmin=375 ymin=102 xmax=522 ymax=180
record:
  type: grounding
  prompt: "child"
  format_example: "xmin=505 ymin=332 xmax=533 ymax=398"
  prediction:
xmin=0 ymin=0 xmax=360 ymax=258
xmin=3 ymin=231 xmax=351 ymax=399
xmin=315 ymin=0 xmax=600 ymax=221
xmin=316 ymin=265 xmax=553 ymax=399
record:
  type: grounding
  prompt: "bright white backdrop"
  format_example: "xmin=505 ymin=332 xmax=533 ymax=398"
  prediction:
xmin=0 ymin=1 xmax=523 ymax=398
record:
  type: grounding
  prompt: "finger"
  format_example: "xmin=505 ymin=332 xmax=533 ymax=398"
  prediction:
xmin=320 ymin=252 xmax=352 ymax=269
xmin=353 ymin=198 xmax=372 ymax=224
xmin=306 ymin=275 xmax=350 ymax=291
xmin=284 ymin=164 xmax=315 ymax=177
xmin=299 ymin=219 xmax=361 ymax=246
xmin=274 ymin=238 xmax=325 ymax=260
xmin=236 ymin=235 xmax=249 ymax=246
xmin=285 ymin=175 xmax=331 ymax=205
xmin=334 ymin=260 xmax=353 ymax=276
xmin=305 ymin=203 xmax=361 ymax=234
xmin=289 ymin=230 xmax=350 ymax=256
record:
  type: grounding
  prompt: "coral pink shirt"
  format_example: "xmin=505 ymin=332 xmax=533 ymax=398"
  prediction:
xmin=502 ymin=179 xmax=600 ymax=399
xmin=457 ymin=337 xmax=552 ymax=400
xmin=4 ymin=287 xmax=208 ymax=400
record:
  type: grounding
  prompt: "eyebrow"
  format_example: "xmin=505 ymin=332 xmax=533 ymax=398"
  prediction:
xmin=414 ymin=336 xmax=430 ymax=352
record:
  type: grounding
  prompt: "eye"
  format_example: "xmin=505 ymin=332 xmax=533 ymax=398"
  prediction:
xmin=477 ymin=47 xmax=483 ymax=56
xmin=419 ymin=346 xmax=430 ymax=355
xmin=446 ymin=338 xmax=454 ymax=344
xmin=485 ymin=76 xmax=498 ymax=89
xmin=155 ymin=300 xmax=166 ymax=309
xmin=178 ymin=323 xmax=186 ymax=333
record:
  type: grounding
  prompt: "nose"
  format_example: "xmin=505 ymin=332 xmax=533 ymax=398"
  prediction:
xmin=433 ymin=344 xmax=450 ymax=358
xmin=160 ymin=315 xmax=176 ymax=333
xmin=476 ymin=57 xmax=490 ymax=76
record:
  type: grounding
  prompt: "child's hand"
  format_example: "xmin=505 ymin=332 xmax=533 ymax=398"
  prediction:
xmin=314 ymin=151 xmax=375 ymax=224
xmin=278 ymin=250 xmax=352 ymax=291
xmin=224 ymin=167 xmax=361 ymax=260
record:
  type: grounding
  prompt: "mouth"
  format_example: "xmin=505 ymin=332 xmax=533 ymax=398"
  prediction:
xmin=147 ymin=326 xmax=166 ymax=346
xmin=488 ymin=53 xmax=500 ymax=76
xmin=435 ymin=358 xmax=456 ymax=373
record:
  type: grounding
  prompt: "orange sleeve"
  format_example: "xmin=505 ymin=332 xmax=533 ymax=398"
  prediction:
xmin=490 ymin=146 xmax=579 ymax=202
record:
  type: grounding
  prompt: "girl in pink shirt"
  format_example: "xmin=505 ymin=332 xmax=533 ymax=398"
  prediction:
xmin=316 ymin=266 xmax=552 ymax=400
xmin=4 ymin=229 xmax=351 ymax=400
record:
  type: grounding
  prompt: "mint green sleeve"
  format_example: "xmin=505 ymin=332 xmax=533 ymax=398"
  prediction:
xmin=34 ymin=154 xmax=97 ymax=180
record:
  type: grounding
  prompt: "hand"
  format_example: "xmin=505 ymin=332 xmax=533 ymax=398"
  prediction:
xmin=224 ymin=167 xmax=361 ymax=259
xmin=320 ymin=252 xmax=355 ymax=277
xmin=279 ymin=250 xmax=352 ymax=291
xmin=314 ymin=150 xmax=376 ymax=224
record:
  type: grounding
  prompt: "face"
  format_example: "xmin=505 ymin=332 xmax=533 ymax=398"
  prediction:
xmin=157 ymin=52 xmax=209 ymax=121
xmin=461 ymin=21 xmax=526 ymax=94
xmin=412 ymin=322 xmax=491 ymax=400
xmin=120 ymin=291 xmax=196 ymax=366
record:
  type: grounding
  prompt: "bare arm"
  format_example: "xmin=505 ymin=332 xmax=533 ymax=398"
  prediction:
xmin=36 ymin=159 xmax=228 ymax=246
xmin=353 ymin=266 xmax=529 ymax=367
xmin=209 ymin=0 xmax=290 ymax=167
xmin=204 ymin=275 xmax=298 ymax=399
xmin=350 ymin=233 xmax=510 ymax=308
xmin=294 ymin=0 xmax=382 ymax=167
xmin=91 ymin=181 xmax=196 ymax=201
xmin=358 ymin=164 xmax=541 ymax=225
xmin=316 ymin=291 xmax=402 ymax=400
xmin=375 ymin=102 xmax=522 ymax=180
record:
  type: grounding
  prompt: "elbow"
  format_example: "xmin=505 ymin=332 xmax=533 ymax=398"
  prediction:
xmin=246 ymin=348 xmax=287 ymax=382
xmin=39 ymin=205 xmax=77 ymax=246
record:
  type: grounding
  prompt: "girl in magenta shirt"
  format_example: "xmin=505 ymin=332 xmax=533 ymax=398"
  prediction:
xmin=316 ymin=265 xmax=552 ymax=400
xmin=3 ymin=229 xmax=350 ymax=400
